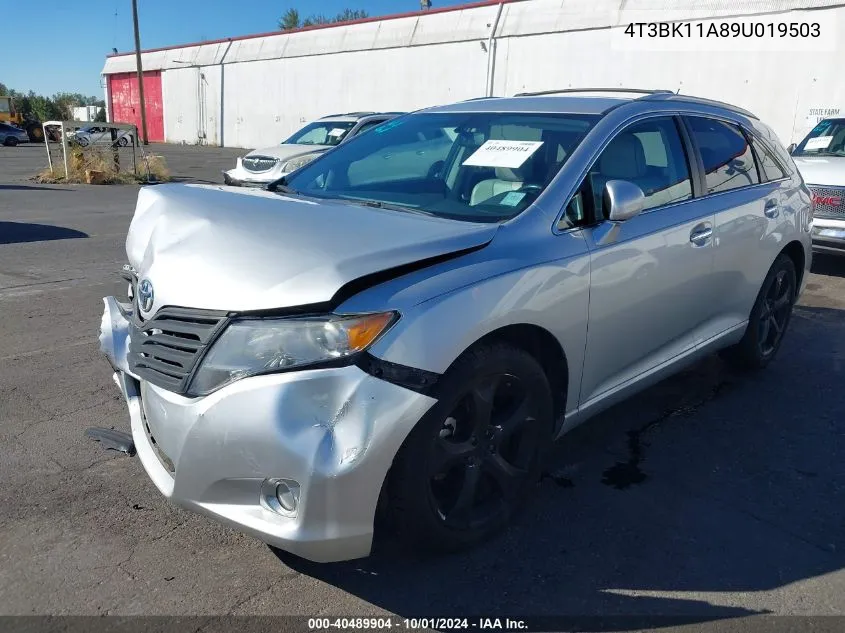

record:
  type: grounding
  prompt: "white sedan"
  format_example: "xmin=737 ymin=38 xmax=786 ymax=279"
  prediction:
xmin=223 ymin=112 xmax=401 ymax=187
xmin=69 ymin=126 xmax=134 ymax=147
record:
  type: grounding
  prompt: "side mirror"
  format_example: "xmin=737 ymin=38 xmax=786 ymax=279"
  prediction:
xmin=604 ymin=180 xmax=645 ymax=222
xmin=787 ymin=143 xmax=797 ymax=154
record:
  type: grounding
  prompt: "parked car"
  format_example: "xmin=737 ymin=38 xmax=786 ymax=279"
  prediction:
xmin=790 ymin=118 xmax=845 ymax=255
xmin=0 ymin=122 xmax=29 ymax=146
xmin=100 ymin=89 xmax=811 ymax=563
xmin=223 ymin=112 xmax=403 ymax=187
xmin=69 ymin=125 xmax=134 ymax=147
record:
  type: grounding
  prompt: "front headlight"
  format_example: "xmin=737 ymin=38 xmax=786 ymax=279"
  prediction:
xmin=282 ymin=153 xmax=321 ymax=173
xmin=189 ymin=312 xmax=397 ymax=395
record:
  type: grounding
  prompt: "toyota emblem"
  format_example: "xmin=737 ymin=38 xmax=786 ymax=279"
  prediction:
xmin=137 ymin=278 xmax=154 ymax=313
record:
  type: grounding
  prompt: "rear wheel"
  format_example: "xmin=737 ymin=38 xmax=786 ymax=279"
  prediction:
xmin=387 ymin=343 xmax=553 ymax=553
xmin=117 ymin=136 xmax=129 ymax=147
xmin=25 ymin=123 xmax=43 ymax=143
xmin=721 ymin=254 xmax=796 ymax=370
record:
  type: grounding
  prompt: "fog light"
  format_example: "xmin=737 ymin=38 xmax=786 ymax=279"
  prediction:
xmin=260 ymin=478 xmax=300 ymax=517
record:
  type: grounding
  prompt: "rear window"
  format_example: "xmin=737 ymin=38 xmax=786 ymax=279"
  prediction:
xmin=686 ymin=117 xmax=759 ymax=194
xmin=751 ymin=138 xmax=788 ymax=182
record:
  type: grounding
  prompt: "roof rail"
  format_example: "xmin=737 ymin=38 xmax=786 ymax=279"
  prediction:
xmin=514 ymin=88 xmax=674 ymax=97
xmin=320 ymin=111 xmax=376 ymax=119
xmin=643 ymin=93 xmax=759 ymax=120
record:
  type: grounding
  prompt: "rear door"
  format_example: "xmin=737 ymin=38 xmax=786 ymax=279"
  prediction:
xmin=579 ymin=115 xmax=717 ymax=406
xmin=683 ymin=116 xmax=787 ymax=337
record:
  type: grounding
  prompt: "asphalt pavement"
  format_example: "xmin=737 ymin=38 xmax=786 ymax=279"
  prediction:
xmin=1 ymin=142 xmax=844 ymax=630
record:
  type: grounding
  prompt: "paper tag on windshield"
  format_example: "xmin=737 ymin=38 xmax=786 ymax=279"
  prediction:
xmin=463 ymin=140 xmax=544 ymax=169
xmin=328 ymin=128 xmax=346 ymax=137
xmin=805 ymin=136 xmax=834 ymax=150
xmin=500 ymin=191 xmax=526 ymax=207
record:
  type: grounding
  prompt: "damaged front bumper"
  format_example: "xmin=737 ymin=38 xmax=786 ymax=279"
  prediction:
xmin=99 ymin=296 xmax=437 ymax=562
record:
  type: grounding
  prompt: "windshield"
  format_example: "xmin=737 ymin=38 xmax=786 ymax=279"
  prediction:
xmin=284 ymin=121 xmax=356 ymax=146
xmin=284 ymin=112 xmax=599 ymax=222
xmin=793 ymin=119 xmax=845 ymax=157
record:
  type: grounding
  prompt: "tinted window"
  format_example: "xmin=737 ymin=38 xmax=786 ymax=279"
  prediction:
xmin=588 ymin=116 xmax=692 ymax=216
xmin=752 ymin=138 xmax=787 ymax=181
xmin=687 ymin=117 xmax=759 ymax=194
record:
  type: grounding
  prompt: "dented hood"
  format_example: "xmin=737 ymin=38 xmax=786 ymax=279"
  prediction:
xmin=126 ymin=184 xmax=497 ymax=313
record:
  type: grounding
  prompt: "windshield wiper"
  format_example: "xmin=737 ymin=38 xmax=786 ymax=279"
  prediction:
xmin=341 ymin=197 xmax=436 ymax=217
xmin=265 ymin=177 xmax=298 ymax=194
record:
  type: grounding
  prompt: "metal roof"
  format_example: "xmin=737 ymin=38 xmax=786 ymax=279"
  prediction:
xmin=426 ymin=91 xmax=759 ymax=119
xmin=102 ymin=0 xmax=845 ymax=75
xmin=425 ymin=95 xmax=630 ymax=115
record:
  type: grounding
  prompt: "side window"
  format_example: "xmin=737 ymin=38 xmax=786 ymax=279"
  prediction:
xmin=686 ymin=117 xmax=759 ymax=194
xmin=587 ymin=116 xmax=693 ymax=217
xmin=751 ymin=137 xmax=788 ymax=181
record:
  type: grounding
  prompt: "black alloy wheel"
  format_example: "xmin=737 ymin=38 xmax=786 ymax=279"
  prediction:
xmin=757 ymin=266 xmax=794 ymax=357
xmin=388 ymin=343 xmax=553 ymax=553
xmin=428 ymin=372 xmax=541 ymax=531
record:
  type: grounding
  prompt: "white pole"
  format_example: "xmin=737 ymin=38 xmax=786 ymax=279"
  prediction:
xmin=43 ymin=123 xmax=53 ymax=173
xmin=61 ymin=122 xmax=69 ymax=178
xmin=485 ymin=1 xmax=505 ymax=97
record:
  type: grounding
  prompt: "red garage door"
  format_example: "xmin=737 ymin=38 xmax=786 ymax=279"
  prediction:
xmin=108 ymin=71 xmax=164 ymax=142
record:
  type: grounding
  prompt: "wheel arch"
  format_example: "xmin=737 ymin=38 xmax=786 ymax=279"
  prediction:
xmin=780 ymin=240 xmax=806 ymax=289
xmin=448 ymin=323 xmax=569 ymax=434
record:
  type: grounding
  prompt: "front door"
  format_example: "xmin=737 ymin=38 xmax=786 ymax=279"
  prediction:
xmin=578 ymin=115 xmax=717 ymax=406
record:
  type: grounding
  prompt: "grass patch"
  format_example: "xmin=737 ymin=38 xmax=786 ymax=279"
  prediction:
xmin=35 ymin=146 xmax=171 ymax=185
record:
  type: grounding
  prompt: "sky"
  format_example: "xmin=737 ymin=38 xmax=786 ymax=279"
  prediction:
xmin=2 ymin=0 xmax=469 ymax=98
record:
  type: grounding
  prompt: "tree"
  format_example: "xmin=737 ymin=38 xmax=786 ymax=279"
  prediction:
xmin=335 ymin=9 xmax=368 ymax=21
xmin=279 ymin=7 xmax=368 ymax=31
xmin=278 ymin=8 xmax=301 ymax=30
xmin=0 ymin=84 xmax=103 ymax=122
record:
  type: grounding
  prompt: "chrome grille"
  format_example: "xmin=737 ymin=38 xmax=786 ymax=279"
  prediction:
xmin=242 ymin=155 xmax=278 ymax=173
xmin=808 ymin=186 xmax=845 ymax=218
xmin=128 ymin=306 xmax=228 ymax=394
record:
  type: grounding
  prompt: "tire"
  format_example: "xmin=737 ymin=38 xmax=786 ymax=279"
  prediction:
xmin=5 ymin=137 xmax=17 ymax=147
xmin=387 ymin=343 xmax=553 ymax=553
xmin=76 ymin=137 xmax=89 ymax=147
xmin=25 ymin=123 xmax=43 ymax=143
xmin=117 ymin=136 xmax=129 ymax=147
xmin=720 ymin=253 xmax=797 ymax=370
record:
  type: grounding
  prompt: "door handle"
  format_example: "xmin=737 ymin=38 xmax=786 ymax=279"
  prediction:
xmin=689 ymin=223 xmax=713 ymax=245
xmin=764 ymin=198 xmax=779 ymax=218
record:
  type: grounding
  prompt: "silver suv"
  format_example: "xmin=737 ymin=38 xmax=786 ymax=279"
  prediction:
xmin=100 ymin=89 xmax=812 ymax=562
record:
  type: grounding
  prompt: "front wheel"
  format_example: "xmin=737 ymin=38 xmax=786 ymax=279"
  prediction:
xmin=387 ymin=343 xmax=553 ymax=553
xmin=4 ymin=137 xmax=18 ymax=147
xmin=721 ymin=253 xmax=796 ymax=370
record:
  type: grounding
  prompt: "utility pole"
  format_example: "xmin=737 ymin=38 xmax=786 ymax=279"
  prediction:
xmin=132 ymin=0 xmax=149 ymax=145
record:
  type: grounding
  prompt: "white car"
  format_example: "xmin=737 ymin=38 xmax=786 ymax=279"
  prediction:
xmin=69 ymin=125 xmax=134 ymax=147
xmin=790 ymin=118 xmax=845 ymax=255
xmin=223 ymin=112 xmax=402 ymax=187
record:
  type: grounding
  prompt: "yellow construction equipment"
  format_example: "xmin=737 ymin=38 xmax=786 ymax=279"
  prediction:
xmin=0 ymin=96 xmax=45 ymax=142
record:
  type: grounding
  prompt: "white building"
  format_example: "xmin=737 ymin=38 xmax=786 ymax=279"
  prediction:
xmin=101 ymin=0 xmax=845 ymax=148
xmin=71 ymin=105 xmax=103 ymax=122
